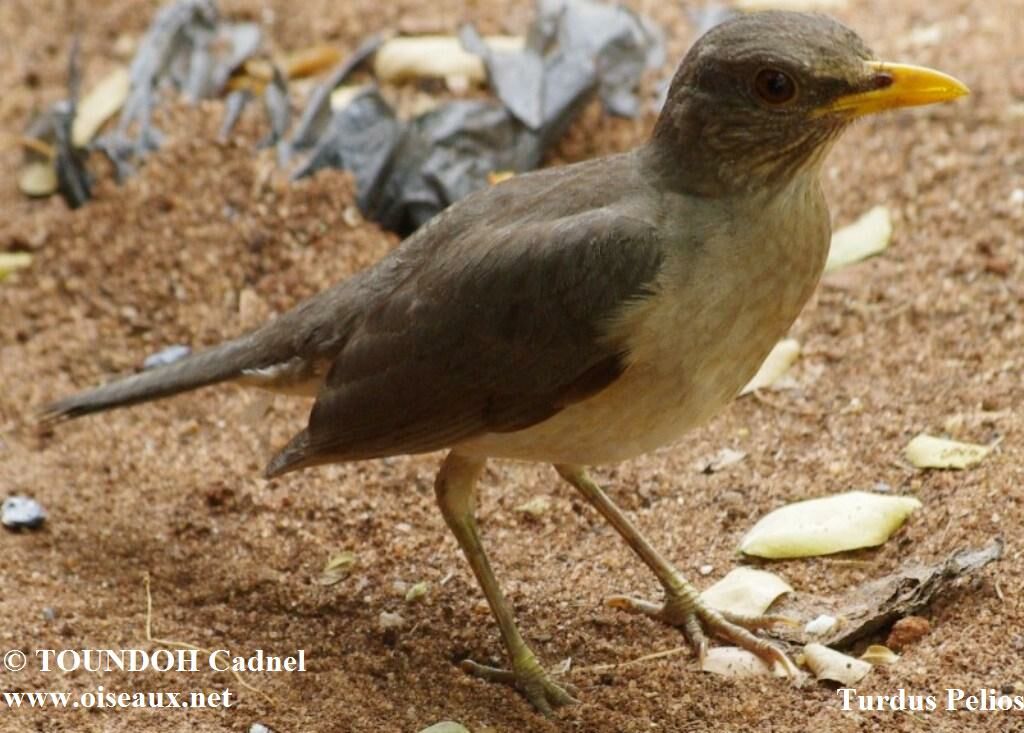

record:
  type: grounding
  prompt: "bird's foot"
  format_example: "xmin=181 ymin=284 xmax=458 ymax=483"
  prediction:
xmin=461 ymin=649 xmax=578 ymax=715
xmin=608 ymin=579 xmax=800 ymax=678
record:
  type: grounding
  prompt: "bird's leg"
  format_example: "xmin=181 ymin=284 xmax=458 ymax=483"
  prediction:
xmin=435 ymin=452 xmax=577 ymax=714
xmin=555 ymin=464 xmax=798 ymax=677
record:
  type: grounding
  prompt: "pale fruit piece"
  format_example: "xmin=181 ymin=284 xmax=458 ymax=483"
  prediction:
xmin=72 ymin=66 xmax=131 ymax=147
xmin=741 ymin=338 xmax=800 ymax=394
xmin=740 ymin=491 xmax=921 ymax=559
xmin=905 ymin=434 xmax=992 ymax=470
xmin=825 ymin=205 xmax=892 ymax=273
xmin=373 ymin=36 xmax=524 ymax=85
xmin=700 ymin=646 xmax=789 ymax=678
xmin=701 ymin=567 xmax=792 ymax=616
xmin=803 ymin=643 xmax=871 ymax=685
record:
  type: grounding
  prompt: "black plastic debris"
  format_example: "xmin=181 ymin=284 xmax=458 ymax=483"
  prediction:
xmin=461 ymin=0 xmax=664 ymax=127
xmin=143 ymin=344 xmax=192 ymax=370
xmin=19 ymin=40 xmax=93 ymax=208
xmin=371 ymin=99 xmax=544 ymax=234
xmin=114 ymin=0 xmax=219 ymax=155
xmin=2 ymin=496 xmax=47 ymax=531
xmin=258 ymin=65 xmax=290 ymax=148
xmin=21 ymin=0 xmax=666 ymax=239
xmin=296 ymin=91 xmax=558 ymax=236
xmin=219 ymin=88 xmax=252 ymax=141
xmin=53 ymin=100 xmax=92 ymax=209
xmin=100 ymin=0 xmax=262 ymax=171
xmin=293 ymin=0 xmax=662 ymax=235
xmin=293 ymin=88 xmax=404 ymax=214
xmin=278 ymin=34 xmax=385 ymax=164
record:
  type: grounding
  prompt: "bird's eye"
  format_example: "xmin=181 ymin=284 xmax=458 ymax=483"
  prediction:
xmin=754 ymin=69 xmax=797 ymax=105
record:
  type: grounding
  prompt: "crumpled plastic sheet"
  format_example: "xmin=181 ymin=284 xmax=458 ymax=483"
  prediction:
xmin=22 ymin=39 xmax=92 ymax=208
xmin=293 ymin=0 xmax=663 ymax=235
xmin=96 ymin=0 xmax=264 ymax=176
xmin=27 ymin=0 xmax=665 ymax=233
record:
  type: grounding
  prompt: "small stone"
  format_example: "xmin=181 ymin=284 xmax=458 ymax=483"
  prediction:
xmin=379 ymin=611 xmax=405 ymax=630
xmin=249 ymin=724 xmax=272 ymax=733
xmin=698 ymin=564 xmax=714 ymax=576
xmin=804 ymin=614 xmax=837 ymax=636
xmin=887 ymin=615 xmax=931 ymax=651
xmin=143 ymin=344 xmax=191 ymax=370
xmin=2 ymin=496 xmax=47 ymax=530
xmin=42 ymin=607 xmax=57 ymax=622
xmin=342 ymin=205 xmax=362 ymax=227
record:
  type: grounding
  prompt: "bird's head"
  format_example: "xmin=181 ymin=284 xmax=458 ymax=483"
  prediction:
xmin=651 ymin=11 xmax=968 ymax=196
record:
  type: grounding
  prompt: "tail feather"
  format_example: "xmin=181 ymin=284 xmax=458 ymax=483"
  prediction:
xmin=264 ymin=428 xmax=317 ymax=478
xmin=41 ymin=333 xmax=277 ymax=423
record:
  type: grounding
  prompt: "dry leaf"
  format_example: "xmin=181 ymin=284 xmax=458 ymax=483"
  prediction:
xmin=0 ymin=252 xmax=34 ymax=279
xmin=825 ymin=205 xmax=892 ymax=272
xmin=283 ymin=45 xmax=344 ymax=80
xmin=317 ymin=551 xmax=357 ymax=586
xmin=740 ymin=338 xmax=800 ymax=394
xmin=803 ymin=643 xmax=871 ymax=685
xmin=905 ymin=433 xmax=992 ymax=470
xmin=488 ymin=170 xmax=515 ymax=185
xmin=860 ymin=644 xmax=899 ymax=666
xmin=701 ymin=567 xmax=792 ymax=616
xmin=739 ymin=491 xmax=921 ymax=559
xmin=373 ymin=35 xmax=523 ymax=85
xmin=72 ymin=66 xmax=130 ymax=147
xmin=700 ymin=646 xmax=788 ymax=678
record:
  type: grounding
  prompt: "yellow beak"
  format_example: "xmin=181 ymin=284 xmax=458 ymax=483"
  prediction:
xmin=817 ymin=61 xmax=969 ymax=118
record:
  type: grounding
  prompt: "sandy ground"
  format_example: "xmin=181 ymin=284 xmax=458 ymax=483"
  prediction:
xmin=1 ymin=0 xmax=1022 ymax=731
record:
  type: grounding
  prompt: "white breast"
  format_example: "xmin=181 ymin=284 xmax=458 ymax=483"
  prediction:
xmin=457 ymin=174 xmax=829 ymax=466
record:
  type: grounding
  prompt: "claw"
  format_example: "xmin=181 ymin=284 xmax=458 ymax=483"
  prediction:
xmin=607 ymin=588 xmax=801 ymax=680
xmin=461 ymin=653 xmax=578 ymax=715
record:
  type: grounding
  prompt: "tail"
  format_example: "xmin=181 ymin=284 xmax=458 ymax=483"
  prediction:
xmin=40 ymin=332 xmax=281 ymax=424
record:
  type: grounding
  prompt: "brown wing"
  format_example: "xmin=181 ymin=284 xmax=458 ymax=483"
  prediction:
xmin=265 ymin=180 xmax=665 ymax=476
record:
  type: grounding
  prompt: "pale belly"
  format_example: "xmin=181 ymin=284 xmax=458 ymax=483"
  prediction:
xmin=457 ymin=182 xmax=829 ymax=466
xmin=458 ymin=273 xmax=818 ymax=465
xmin=456 ymin=305 xmax=787 ymax=465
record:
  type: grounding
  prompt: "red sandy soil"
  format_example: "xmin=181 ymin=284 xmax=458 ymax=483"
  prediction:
xmin=1 ymin=0 xmax=1022 ymax=731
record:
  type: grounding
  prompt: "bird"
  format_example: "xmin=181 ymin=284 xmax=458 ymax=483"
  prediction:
xmin=42 ymin=10 xmax=968 ymax=714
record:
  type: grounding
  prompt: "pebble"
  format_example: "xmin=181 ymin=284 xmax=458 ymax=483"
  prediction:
xmin=249 ymin=724 xmax=272 ymax=733
xmin=143 ymin=344 xmax=191 ymax=370
xmin=804 ymin=614 xmax=838 ymax=636
xmin=887 ymin=615 xmax=931 ymax=651
xmin=2 ymin=496 xmax=47 ymax=530
xmin=379 ymin=611 xmax=405 ymax=630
